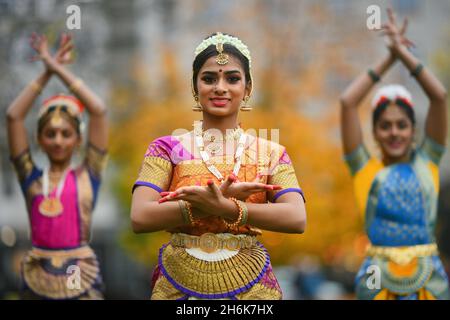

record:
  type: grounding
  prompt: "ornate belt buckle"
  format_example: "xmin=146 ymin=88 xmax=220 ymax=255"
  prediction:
xmin=51 ymin=256 xmax=65 ymax=268
xmin=199 ymin=233 xmax=219 ymax=253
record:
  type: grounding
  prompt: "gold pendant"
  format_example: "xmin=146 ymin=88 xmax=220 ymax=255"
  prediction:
xmin=203 ymin=130 xmax=220 ymax=143
xmin=215 ymin=41 xmax=229 ymax=65
xmin=216 ymin=53 xmax=229 ymax=65
xmin=39 ymin=197 xmax=63 ymax=217
xmin=206 ymin=142 xmax=222 ymax=155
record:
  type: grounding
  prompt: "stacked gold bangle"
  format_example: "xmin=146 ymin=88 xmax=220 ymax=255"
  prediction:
xmin=240 ymin=200 xmax=249 ymax=226
xmin=178 ymin=200 xmax=190 ymax=224
xmin=178 ymin=200 xmax=198 ymax=225
xmin=223 ymin=197 xmax=248 ymax=230
xmin=30 ymin=81 xmax=42 ymax=95
xmin=69 ymin=78 xmax=83 ymax=94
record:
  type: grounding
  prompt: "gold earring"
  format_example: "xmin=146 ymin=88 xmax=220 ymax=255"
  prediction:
xmin=192 ymin=95 xmax=202 ymax=112
xmin=240 ymin=96 xmax=252 ymax=111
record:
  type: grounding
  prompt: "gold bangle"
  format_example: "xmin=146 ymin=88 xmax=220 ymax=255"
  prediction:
xmin=30 ymin=81 xmax=42 ymax=95
xmin=183 ymin=200 xmax=198 ymax=226
xmin=178 ymin=200 xmax=190 ymax=224
xmin=223 ymin=197 xmax=243 ymax=230
xmin=238 ymin=200 xmax=248 ymax=226
xmin=69 ymin=78 xmax=83 ymax=93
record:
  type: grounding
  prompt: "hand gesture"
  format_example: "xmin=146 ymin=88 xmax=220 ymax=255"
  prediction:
xmin=29 ymin=32 xmax=74 ymax=72
xmin=380 ymin=7 xmax=415 ymax=53
xmin=55 ymin=33 xmax=74 ymax=65
xmin=219 ymin=174 xmax=281 ymax=201
xmin=29 ymin=33 xmax=52 ymax=63
xmin=158 ymin=180 xmax=233 ymax=219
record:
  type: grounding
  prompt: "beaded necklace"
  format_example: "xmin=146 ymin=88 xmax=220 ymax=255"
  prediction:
xmin=193 ymin=121 xmax=246 ymax=182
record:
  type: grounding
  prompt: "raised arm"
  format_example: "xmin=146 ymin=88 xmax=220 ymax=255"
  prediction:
xmin=42 ymin=34 xmax=108 ymax=150
xmin=340 ymin=53 xmax=397 ymax=154
xmin=6 ymin=70 xmax=51 ymax=158
xmin=340 ymin=10 xmax=416 ymax=155
xmin=383 ymin=8 xmax=448 ymax=145
xmin=6 ymin=33 xmax=59 ymax=158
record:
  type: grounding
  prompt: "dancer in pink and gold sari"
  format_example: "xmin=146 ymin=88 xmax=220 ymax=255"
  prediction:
xmin=131 ymin=33 xmax=307 ymax=300
xmin=6 ymin=33 xmax=108 ymax=299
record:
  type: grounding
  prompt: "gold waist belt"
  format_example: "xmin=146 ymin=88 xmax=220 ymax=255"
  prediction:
xmin=366 ymin=243 xmax=438 ymax=265
xmin=171 ymin=232 xmax=257 ymax=253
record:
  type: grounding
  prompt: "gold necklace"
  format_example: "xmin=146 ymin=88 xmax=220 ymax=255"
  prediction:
xmin=193 ymin=121 xmax=246 ymax=181
xmin=201 ymin=126 xmax=243 ymax=155
xmin=39 ymin=167 xmax=70 ymax=217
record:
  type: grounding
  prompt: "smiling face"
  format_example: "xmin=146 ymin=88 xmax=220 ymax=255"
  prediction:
xmin=38 ymin=116 xmax=80 ymax=165
xmin=373 ymin=103 xmax=415 ymax=164
xmin=196 ymin=54 xmax=251 ymax=118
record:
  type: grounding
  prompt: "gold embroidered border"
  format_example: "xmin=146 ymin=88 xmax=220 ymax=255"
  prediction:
xmin=161 ymin=244 xmax=268 ymax=296
xmin=22 ymin=247 xmax=100 ymax=299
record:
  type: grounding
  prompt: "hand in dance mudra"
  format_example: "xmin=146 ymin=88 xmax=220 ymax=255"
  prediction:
xmin=159 ymin=174 xmax=281 ymax=219
xmin=30 ymin=32 xmax=74 ymax=71
xmin=219 ymin=174 xmax=281 ymax=201
xmin=378 ymin=7 xmax=415 ymax=52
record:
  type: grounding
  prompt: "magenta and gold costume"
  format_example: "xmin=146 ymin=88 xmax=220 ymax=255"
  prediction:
xmin=11 ymin=143 xmax=107 ymax=299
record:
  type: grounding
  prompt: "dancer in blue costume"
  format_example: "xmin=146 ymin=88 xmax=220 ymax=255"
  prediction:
xmin=340 ymin=8 xmax=449 ymax=299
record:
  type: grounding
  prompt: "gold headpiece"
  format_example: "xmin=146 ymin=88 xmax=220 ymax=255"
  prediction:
xmin=50 ymin=107 xmax=64 ymax=127
xmin=215 ymin=42 xmax=229 ymax=65
xmin=37 ymin=94 xmax=84 ymax=130
xmin=194 ymin=32 xmax=252 ymax=69
xmin=38 ymin=94 xmax=84 ymax=121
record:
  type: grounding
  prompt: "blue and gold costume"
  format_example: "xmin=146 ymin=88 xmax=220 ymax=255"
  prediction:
xmin=345 ymin=136 xmax=449 ymax=299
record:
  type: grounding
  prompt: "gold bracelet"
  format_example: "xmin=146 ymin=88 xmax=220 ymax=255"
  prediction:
xmin=183 ymin=200 xmax=199 ymax=226
xmin=178 ymin=200 xmax=191 ymax=224
xmin=30 ymin=81 xmax=42 ymax=95
xmin=223 ymin=197 xmax=243 ymax=230
xmin=69 ymin=78 xmax=83 ymax=93
xmin=239 ymin=200 xmax=248 ymax=226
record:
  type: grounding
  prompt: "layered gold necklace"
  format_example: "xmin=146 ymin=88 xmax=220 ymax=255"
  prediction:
xmin=193 ymin=121 xmax=246 ymax=182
